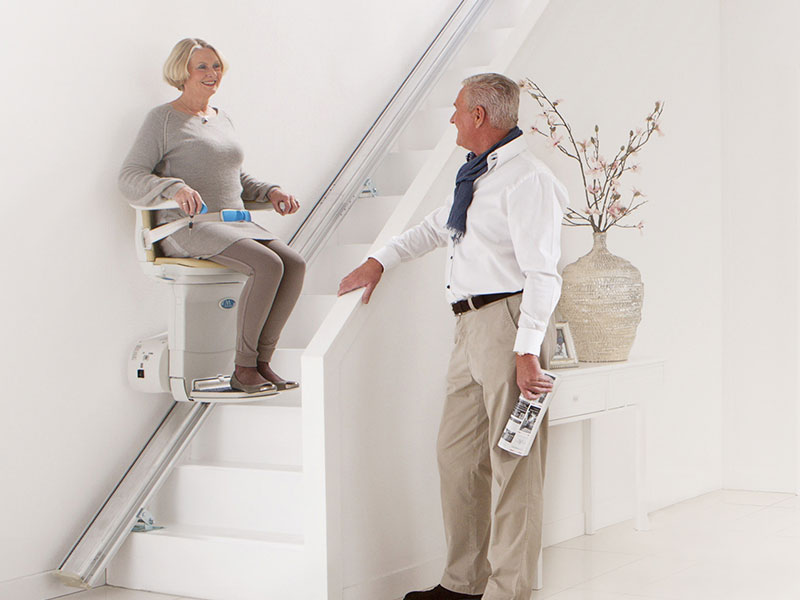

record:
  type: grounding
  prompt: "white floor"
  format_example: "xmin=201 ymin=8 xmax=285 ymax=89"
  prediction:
xmin=63 ymin=489 xmax=800 ymax=600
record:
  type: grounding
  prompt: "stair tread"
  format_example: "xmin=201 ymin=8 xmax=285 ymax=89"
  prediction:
xmin=135 ymin=523 xmax=305 ymax=545
xmin=181 ymin=459 xmax=302 ymax=473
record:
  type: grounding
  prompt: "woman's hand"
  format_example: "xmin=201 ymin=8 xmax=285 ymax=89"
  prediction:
xmin=174 ymin=185 xmax=204 ymax=216
xmin=267 ymin=187 xmax=300 ymax=215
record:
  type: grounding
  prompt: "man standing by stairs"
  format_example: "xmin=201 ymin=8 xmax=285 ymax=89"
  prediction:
xmin=339 ymin=73 xmax=568 ymax=600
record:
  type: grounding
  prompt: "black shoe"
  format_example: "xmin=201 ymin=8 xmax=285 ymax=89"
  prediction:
xmin=403 ymin=584 xmax=482 ymax=600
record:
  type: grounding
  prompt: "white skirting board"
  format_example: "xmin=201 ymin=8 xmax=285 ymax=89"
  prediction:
xmin=0 ymin=570 xmax=99 ymax=600
xmin=340 ymin=509 xmax=612 ymax=600
xmin=343 ymin=557 xmax=445 ymax=600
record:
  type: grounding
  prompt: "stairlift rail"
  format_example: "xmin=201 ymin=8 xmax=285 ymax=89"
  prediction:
xmin=56 ymin=402 xmax=214 ymax=588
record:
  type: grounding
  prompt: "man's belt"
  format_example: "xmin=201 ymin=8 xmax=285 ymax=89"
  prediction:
xmin=451 ymin=291 xmax=522 ymax=315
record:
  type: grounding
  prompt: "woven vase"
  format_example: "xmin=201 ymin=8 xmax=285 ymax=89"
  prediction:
xmin=557 ymin=231 xmax=643 ymax=362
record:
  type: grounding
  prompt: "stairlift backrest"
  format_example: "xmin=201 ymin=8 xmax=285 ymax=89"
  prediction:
xmin=134 ymin=201 xmax=274 ymax=278
xmin=135 ymin=205 xmax=226 ymax=272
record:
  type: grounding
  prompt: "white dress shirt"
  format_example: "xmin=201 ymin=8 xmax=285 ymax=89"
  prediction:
xmin=370 ymin=136 xmax=569 ymax=356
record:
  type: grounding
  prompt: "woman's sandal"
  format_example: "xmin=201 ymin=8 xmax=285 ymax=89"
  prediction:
xmin=272 ymin=380 xmax=299 ymax=391
xmin=230 ymin=372 xmax=277 ymax=394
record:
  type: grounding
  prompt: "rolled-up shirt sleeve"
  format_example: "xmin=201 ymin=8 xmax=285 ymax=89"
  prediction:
xmin=507 ymin=172 xmax=565 ymax=356
xmin=370 ymin=203 xmax=451 ymax=270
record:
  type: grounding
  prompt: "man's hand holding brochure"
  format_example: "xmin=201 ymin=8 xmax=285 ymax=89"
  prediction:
xmin=498 ymin=372 xmax=558 ymax=456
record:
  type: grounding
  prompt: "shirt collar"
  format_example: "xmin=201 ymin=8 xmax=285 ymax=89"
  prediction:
xmin=486 ymin=135 xmax=526 ymax=172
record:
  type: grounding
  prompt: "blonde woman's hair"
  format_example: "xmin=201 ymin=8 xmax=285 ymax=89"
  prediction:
xmin=461 ymin=73 xmax=520 ymax=130
xmin=163 ymin=38 xmax=228 ymax=90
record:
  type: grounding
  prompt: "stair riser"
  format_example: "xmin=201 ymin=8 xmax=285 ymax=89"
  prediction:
xmin=335 ymin=196 xmax=400 ymax=244
xmin=279 ymin=294 xmax=338 ymax=348
xmin=454 ymin=29 xmax=512 ymax=66
xmin=371 ymin=151 xmax=431 ymax=197
xmin=190 ymin=405 xmax=303 ymax=466
xmin=151 ymin=465 xmax=304 ymax=535
xmin=395 ymin=110 xmax=452 ymax=151
xmin=303 ymin=245 xmax=371 ymax=295
xmin=108 ymin=533 xmax=306 ymax=600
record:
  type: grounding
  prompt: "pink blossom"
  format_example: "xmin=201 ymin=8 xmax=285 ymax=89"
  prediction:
xmin=607 ymin=201 xmax=627 ymax=219
xmin=587 ymin=163 xmax=603 ymax=178
xmin=549 ymin=134 xmax=564 ymax=149
xmin=632 ymin=187 xmax=645 ymax=198
xmin=586 ymin=183 xmax=602 ymax=196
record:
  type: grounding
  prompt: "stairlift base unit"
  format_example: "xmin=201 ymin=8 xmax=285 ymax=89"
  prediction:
xmin=129 ymin=279 xmax=278 ymax=402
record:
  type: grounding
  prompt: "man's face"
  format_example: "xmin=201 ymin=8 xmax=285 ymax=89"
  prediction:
xmin=450 ymin=88 xmax=479 ymax=151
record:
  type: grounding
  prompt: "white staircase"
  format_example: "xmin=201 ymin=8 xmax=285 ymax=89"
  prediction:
xmin=106 ymin=1 xmax=549 ymax=598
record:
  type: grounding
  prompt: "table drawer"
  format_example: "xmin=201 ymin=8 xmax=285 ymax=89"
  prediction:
xmin=550 ymin=376 xmax=608 ymax=420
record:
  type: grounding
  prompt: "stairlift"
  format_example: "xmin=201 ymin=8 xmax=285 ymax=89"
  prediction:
xmin=128 ymin=201 xmax=278 ymax=402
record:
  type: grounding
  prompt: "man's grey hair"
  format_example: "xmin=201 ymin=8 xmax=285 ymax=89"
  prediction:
xmin=461 ymin=73 xmax=520 ymax=130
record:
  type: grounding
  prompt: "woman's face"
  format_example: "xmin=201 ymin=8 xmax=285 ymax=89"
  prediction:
xmin=183 ymin=48 xmax=223 ymax=96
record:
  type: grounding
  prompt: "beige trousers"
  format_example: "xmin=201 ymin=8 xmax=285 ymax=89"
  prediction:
xmin=211 ymin=239 xmax=305 ymax=366
xmin=438 ymin=294 xmax=554 ymax=600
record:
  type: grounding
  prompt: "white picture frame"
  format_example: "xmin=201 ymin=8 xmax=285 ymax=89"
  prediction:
xmin=550 ymin=321 xmax=579 ymax=368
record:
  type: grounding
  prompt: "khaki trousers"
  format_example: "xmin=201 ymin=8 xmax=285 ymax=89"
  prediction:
xmin=438 ymin=294 xmax=554 ymax=600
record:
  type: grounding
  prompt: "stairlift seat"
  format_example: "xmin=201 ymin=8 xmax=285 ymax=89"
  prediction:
xmin=152 ymin=256 xmax=226 ymax=268
xmin=130 ymin=201 xmax=277 ymax=402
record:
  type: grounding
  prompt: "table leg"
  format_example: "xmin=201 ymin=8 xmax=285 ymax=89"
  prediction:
xmin=582 ymin=419 xmax=594 ymax=535
xmin=634 ymin=402 xmax=650 ymax=531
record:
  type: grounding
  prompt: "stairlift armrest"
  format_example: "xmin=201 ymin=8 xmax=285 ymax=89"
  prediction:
xmin=136 ymin=200 xmax=180 ymax=211
xmin=243 ymin=201 xmax=275 ymax=211
xmin=136 ymin=201 xmax=208 ymax=214
xmin=137 ymin=201 xmax=267 ymax=212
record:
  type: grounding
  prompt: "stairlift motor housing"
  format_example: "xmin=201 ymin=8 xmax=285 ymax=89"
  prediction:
xmin=128 ymin=268 xmax=247 ymax=400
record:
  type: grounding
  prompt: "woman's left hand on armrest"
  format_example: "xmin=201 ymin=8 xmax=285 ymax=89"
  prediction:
xmin=267 ymin=187 xmax=300 ymax=215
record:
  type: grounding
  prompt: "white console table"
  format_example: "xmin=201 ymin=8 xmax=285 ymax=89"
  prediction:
xmin=534 ymin=357 xmax=665 ymax=590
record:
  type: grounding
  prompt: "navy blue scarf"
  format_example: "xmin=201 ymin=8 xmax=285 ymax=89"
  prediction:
xmin=446 ymin=126 xmax=523 ymax=243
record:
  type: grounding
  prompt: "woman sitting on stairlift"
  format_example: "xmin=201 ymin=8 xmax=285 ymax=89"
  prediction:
xmin=119 ymin=38 xmax=305 ymax=393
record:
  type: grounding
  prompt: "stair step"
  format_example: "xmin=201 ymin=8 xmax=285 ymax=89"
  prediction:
xmin=425 ymin=64 xmax=492 ymax=109
xmin=270 ymin=348 xmax=303 ymax=380
xmin=303 ymin=243 xmax=372 ymax=295
xmin=190 ymin=403 xmax=303 ymax=466
xmin=371 ymin=150 xmax=431 ymax=197
xmin=394 ymin=108 xmax=452 ymax=152
xmin=149 ymin=461 xmax=304 ymax=535
xmin=335 ymin=195 xmax=401 ymax=244
xmin=475 ymin=0 xmax=529 ymax=31
xmin=279 ymin=293 xmax=338 ymax=348
xmin=454 ymin=28 xmax=513 ymax=67
xmin=108 ymin=525 xmax=305 ymax=600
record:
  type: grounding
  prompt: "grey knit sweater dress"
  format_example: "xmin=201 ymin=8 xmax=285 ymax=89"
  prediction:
xmin=119 ymin=104 xmax=278 ymax=258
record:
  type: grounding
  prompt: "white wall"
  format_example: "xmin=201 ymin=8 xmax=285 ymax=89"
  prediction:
xmin=508 ymin=0 xmax=724 ymax=513
xmin=0 ymin=0 xmax=459 ymax=586
xmin=721 ymin=1 xmax=799 ymax=492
